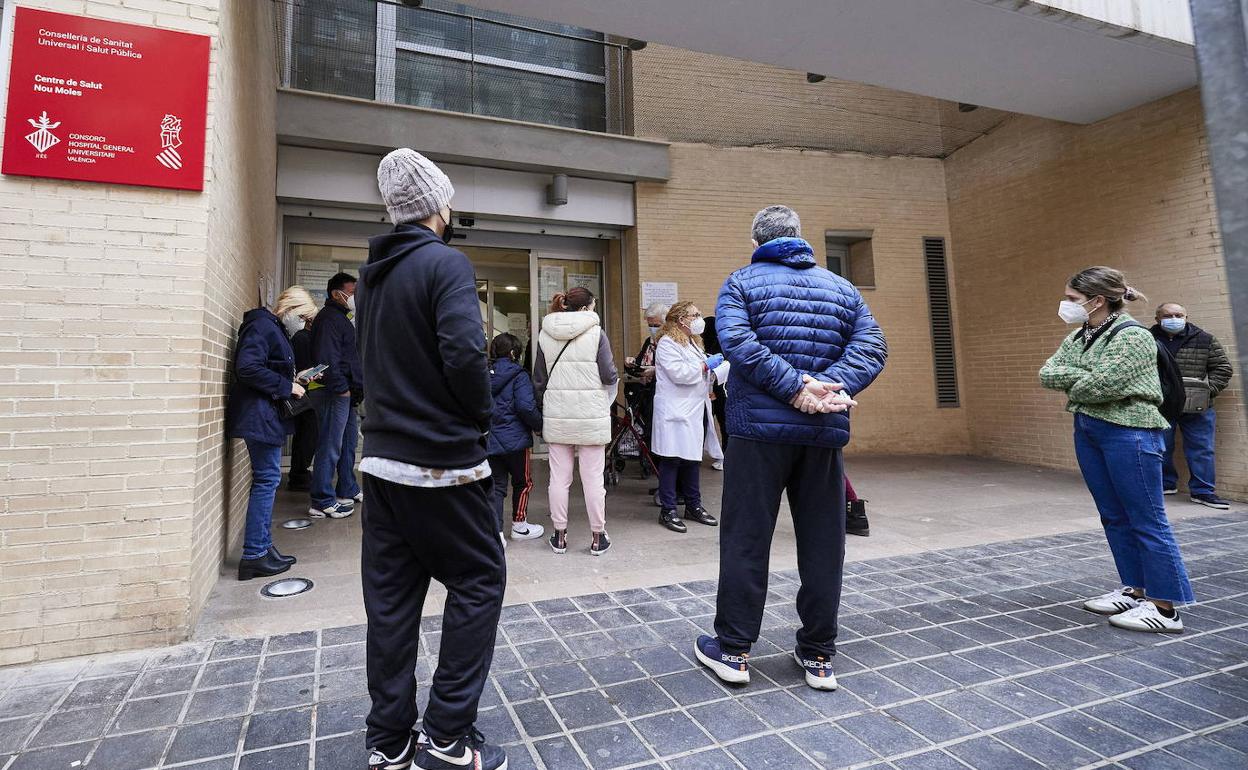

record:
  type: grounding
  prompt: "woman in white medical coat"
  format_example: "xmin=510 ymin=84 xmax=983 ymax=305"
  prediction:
xmin=652 ymin=301 xmax=722 ymax=533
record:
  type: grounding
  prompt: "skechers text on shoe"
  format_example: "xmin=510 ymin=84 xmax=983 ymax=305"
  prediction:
xmin=1083 ymin=587 xmax=1143 ymax=615
xmin=1107 ymin=600 xmax=1183 ymax=633
xmin=793 ymin=647 xmax=838 ymax=691
xmin=694 ymin=634 xmax=749 ymax=684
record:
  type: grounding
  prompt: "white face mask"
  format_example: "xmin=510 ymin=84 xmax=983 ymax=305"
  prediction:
xmin=648 ymin=325 xmax=660 ymax=337
xmin=688 ymin=317 xmax=706 ymax=336
xmin=1058 ymin=299 xmax=1093 ymax=325
xmin=281 ymin=313 xmax=304 ymax=336
xmin=345 ymin=294 xmax=356 ymax=313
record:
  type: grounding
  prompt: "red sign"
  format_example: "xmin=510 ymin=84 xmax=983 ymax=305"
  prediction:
xmin=2 ymin=8 xmax=209 ymax=191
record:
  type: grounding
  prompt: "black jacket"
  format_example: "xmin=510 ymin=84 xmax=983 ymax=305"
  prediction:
xmin=311 ymin=300 xmax=363 ymax=397
xmin=357 ymin=224 xmax=492 ymax=469
xmin=225 ymin=309 xmax=296 ymax=445
xmin=1151 ymin=322 xmax=1234 ymax=397
xmin=291 ymin=327 xmax=314 ymax=372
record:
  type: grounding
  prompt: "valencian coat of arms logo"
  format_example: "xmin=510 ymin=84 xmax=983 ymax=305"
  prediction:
xmin=25 ymin=111 xmax=60 ymax=154
xmin=157 ymin=114 xmax=183 ymax=170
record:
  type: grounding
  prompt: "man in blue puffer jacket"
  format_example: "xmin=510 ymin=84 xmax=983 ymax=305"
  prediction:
xmin=695 ymin=205 xmax=887 ymax=693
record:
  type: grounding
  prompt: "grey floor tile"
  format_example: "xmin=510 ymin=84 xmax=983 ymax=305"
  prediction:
xmin=666 ymin=748 xmax=740 ymax=770
xmin=533 ymin=597 xmax=580 ymax=616
xmin=239 ymin=742 xmax=309 ymax=769
xmin=740 ymin=690 xmax=818 ymax=729
xmin=111 ymin=692 xmax=189 ymax=733
xmin=254 ymin=675 xmax=315 ymax=711
xmin=313 ymin=731 xmax=364 ymax=768
xmin=131 ymin=666 xmax=200 ymax=698
xmin=494 ymin=672 xmax=540 ymax=704
xmin=167 ymin=717 xmax=245 ymax=764
xmin=1055 ymin=663 xmax=1139 ymax=696
xmin=996 ymin=723 xmax=1100 ymax=769
xmin=534 ymin=735 xmax=590 ymax=769
xmin=590 ymin=608 xmax=641 ymax=630
xmin=574 ymin=592 xmax=623 ymax=611
xmin=1090 ymin=656 xmax=1175 ymax=687
xmin=974 ymin=680 xmax=1064 ymax=718
xmin=750 ymin=655 xmax=806 ymax=689
xmin=320 ymin=643 xmax=365 ymax=672
xmin=198 ymin=658 xmax=259 ymax=689
xmin=603 ymin=679 xmax=676 ymax=718
xmin=60 ymin=674 xmax=136 ymax=710
xmin=550 ymin=691 xmax=621 ymax=730
xmin=1119 ymin=749 xmax=1205 ymax=770
xmin=687 ymin=700 xmax=769 ymax=743
xmin=1166 ymin=735 xmax=1248 ymax=768
xmin=513 ymin=699 xmax=562 ymax=739
xmin=631 ymin=645 xmax=693 ymax=677
xmin=320 ymin=624 xmax=366 ymax=646
xmin=1209 ymin=723 xmax=1248 ymax=754
xmin=1081 ymin=701 xmax=1188 ymax=742
xmin=503 ymin=620 xmax=556 ymax=645
xmin=836 ymin=711 xmax=930 ymax=756
xmin=920 ymin=655 xmax=997 ymax=687
xmin=29 ymin=704 xmax=113 ymax=747
xmin=1123 ymin=690 xmax=1224 ymax=731
xmin=879 ymin=662 xmax=959 ymax=697
xmin=727 ymin=734 xmax=817 ymax=769
xmin=838 ymin=671 xmax=915 ymax=708
xmin=947 ymin=736 xmax=1046 ymax=770
xmin=0 ymin=685 xmax=68 ymax=717
xmin=531 ymin=663 xmax=594 ymax=697
xmin=185 ymin=684 xmax=254 ymax=722
xmin=1041 ymin=710 xmax=1147 ymax=757
xmin=784 ymin=723 xmax=876 ymax=767
xmin=581 ymin=655 xmax=645 ymax=687
xmin=548 ymin=614 xmax=598 ymax=636
xmin=260 ymin=650 xmax=316 ymax=680
xmin=955 ymin=647 xmax=1033 ymax=677
xmin=266 ymin=630 xmax=317 ymax=653
xmin=244 ymin=706 xmax=311 ymax=751
xmin=315 ymin=695 xmax=370 ymax=737
xmin=633 ymin=711 xmax=714 ymax=755
xmin=0 ymin=717 xmax=39 ymax=754
xmin=885 ymin=700 xmax=977 ymax=742
xmin=90 ymin=728 xmax=172 ymax=770
xmin=501 ymin=604 xmax=541 ymax=624
xmin=8 ymin=741 xmax=93 ymax=770
xmin=477 ymin=705 xmax=522 ymax=746
xmin=931 ymin=690 xmax=1022 ymax=730
xmin=519 ymin=639 xmax=577 ymax=667
xmin=1160 ymin=680 xmax=1248 ymax=719
xmin=654 ymin=670 xmax=730 ymax=707
xmin=1013 ymin=670 xmax=1102 ymax=707
xmin=210 ymin=638 xmax=265 ymax=661
xmin=318 ymin=668 xmax=368 ymax=701
xmin=892 ymin=750 xmax=969 ymax=770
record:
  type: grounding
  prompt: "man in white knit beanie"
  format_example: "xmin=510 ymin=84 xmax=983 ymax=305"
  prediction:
xmin=356 ymin=149 xmax=509 ymax=770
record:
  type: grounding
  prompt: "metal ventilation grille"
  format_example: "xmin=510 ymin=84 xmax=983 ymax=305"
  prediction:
xmin=923 ymin=237 xmax=960 ymax=407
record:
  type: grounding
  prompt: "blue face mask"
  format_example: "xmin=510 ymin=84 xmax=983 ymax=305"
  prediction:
xmin=1160 ymin=318 xmax=1186 ymax=333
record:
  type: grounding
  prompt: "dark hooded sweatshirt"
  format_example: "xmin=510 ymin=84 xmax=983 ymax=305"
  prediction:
xmin=357 ymin=224 xmax=491 ymax=469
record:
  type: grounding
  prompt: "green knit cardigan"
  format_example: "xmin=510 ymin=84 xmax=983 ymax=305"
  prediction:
xmin=1039 ymin=314 xmax=1168 ymax=429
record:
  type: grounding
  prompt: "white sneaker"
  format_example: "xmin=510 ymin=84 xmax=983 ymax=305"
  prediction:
xmin=711 ymin=460 xmax=724 ymax=471
xmin=338 ymin=492 xmax=364 ymax=505
xmin=1108 ymin=600 xmax=1183 ymax=633
xmin=310 ymin=502 xmax=354 ymax=519
xmin=511 ymin=522 xmax=545 ymax=540
xmin=1083 ymin=587 xmax=1143 ymax=615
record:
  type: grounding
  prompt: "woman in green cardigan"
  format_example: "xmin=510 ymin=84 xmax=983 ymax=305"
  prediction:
xmin=1040 ymin=266 xmax=1193 ymax=633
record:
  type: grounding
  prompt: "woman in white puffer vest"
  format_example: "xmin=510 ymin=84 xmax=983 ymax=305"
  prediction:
xmin=533 ymin=287 xmax=619 ymax=556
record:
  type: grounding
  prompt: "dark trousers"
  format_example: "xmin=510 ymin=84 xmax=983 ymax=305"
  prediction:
xmin=658 ymin=456 xmax=701 ymax=510
xmin=287 ymin=410 xmax=318 ymax=485
xmin=362 ymin=474 xmax=506 ymax=752
xmin=714 ymin=438 xmax=845 ymax=658
xmin=487 ymin=450 xmax=533 ymax=529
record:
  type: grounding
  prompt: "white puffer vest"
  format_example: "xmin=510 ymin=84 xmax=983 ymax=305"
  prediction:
xmin=539 ymin=311 xmax=612 ymax=445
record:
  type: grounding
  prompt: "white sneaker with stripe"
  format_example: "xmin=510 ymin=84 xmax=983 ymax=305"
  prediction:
xmin=1107 ymin=600 xmax=1183 ymax=633
xmin=1082 ymin=587 xmax=1142 ymax=615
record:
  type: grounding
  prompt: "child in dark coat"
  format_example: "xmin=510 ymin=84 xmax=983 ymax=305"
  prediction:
xmin=488 ymin=333 xmax=545 ymax=540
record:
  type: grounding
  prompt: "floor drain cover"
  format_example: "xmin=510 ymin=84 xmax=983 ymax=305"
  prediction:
xmin=260 ymin=578 xmax=313 ymax=598
xmin=281 ymin=519 xmax=312 ymax=530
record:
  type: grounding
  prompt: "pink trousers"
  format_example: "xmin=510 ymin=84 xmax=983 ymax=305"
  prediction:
xmin=547 ymin=444 xmax=607 ymax=533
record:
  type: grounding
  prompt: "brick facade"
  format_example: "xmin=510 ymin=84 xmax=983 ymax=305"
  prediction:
xmin=0 ymin=0 xmax=277 ymax=665
xmin=946 ymin=88 xmax=1246 ymax=498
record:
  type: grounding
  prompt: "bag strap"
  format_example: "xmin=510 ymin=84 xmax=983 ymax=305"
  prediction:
xmin=1103 ymin=320 xmax=1144 ymax=341
xmin=547 ymin=340 xmax=573 ymax=380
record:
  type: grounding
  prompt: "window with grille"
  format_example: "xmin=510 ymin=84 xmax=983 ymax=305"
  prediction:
xmin=923 ymin=236 xmax=959 ymax=407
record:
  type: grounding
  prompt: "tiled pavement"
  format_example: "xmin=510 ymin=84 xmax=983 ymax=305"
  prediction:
xmin=3 ymin=515 xmax=1248 ymax=769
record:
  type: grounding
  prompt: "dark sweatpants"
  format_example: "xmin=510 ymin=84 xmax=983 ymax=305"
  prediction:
xmin=487 ymin=449 xmax=533 ymax=530
xmin=361 ymin=473 xmax=506 ymax=753
xmin=714 ymin=437 xmax=845 ymax=658
xmin=287 ymin=410 xmax=318 ymax=485
xmin=657 ymin=456 xmax=702 ymax=510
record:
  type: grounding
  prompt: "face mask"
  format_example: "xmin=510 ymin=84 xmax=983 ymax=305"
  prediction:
xmin=345 ymin=294 xmax=356 ymax=313
xmin=281 ymin=313 xmax=304 ymax=337
xmin=1058 ymin=299 xmax=1092 ymax=325
xmin=1160 ymin=318 xmax=1186 ymax=333
xmin=440 ymin=210 xmax=455 ymax=244
xmin=688 ymin=317 xmax=706 ymax=336
xmin=648 ymin=325 xmax=660 ymax=337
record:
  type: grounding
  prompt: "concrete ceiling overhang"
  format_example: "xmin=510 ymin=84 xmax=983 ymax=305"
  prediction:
xmin=464 ymin=0 xmax=1197 ymax=124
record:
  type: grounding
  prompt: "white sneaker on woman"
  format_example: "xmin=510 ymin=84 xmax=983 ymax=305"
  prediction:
xmin=1108 ymin=601 xmax=1183 ymax=633
xmin=1083 ymin=587 xmax=1142 ymax=615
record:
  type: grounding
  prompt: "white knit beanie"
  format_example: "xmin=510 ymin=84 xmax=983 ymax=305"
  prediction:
xmin=376 ymin=148 xmax=455 ymax=225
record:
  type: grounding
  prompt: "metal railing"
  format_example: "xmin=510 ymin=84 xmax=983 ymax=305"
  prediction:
xmin=274 ymin=0 xmax=630 ymax=134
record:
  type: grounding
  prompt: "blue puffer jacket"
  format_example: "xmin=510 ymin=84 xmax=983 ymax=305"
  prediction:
xmin=486 ymin=357 xmax=543 ymax=456
xmin=225 ymin=308 xmax=297 ymax=446
xmin=716 ymin=237 xmax=888 ymax=448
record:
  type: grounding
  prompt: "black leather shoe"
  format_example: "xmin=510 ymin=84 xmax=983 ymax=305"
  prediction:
xmin=238 ymin=550 xmax=291 ymax=581
xmin=684 ymin=505 xmax=719 ymax=527
xmin=659 ymin=508 xmax=687 ymax=533
xmin=846 ymin=500 xmax=870 ymax=537
xmin=269 ymin=546 xmax=296 ymax=565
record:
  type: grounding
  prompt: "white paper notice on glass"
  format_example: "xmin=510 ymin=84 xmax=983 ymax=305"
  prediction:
xmin=538 ymin=265 xmax=565 ymax=307
xmin=641 ymin=281 xmax=678 ymax=309
xmin=507 ymin=313 xmax=529 ymax=340
xmin=567 ymin=272 xmax=600 ymax=298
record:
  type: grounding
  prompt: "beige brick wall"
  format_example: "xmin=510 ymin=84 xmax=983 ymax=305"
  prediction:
xmin=946 ymin=89 xmax=1247 ymax=498
xmin=634 ymin=143 xmax=972 ymax=454
xmin=0 ymin=0 xmax=276 ymax=664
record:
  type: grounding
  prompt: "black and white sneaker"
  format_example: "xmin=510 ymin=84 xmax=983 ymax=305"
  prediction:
xmin=549 ymin=529 xmax=567 ymax=554
xmin=793 ymin=647 xmax=838 ymax=691
xmin=1108 ymin=600 xmax=1183 ymax=633
xmin=694 ymin=634 xmax=749 ymax=684
xmin=1191 ymin=493 xmax=1231 ymax=510
xmin=591 ymin=531 xmax=611 ymax=556
xmin=369 ymin=735 xmax=416 ymax=769
xmin=1083 ymin=587 xmax=1143 ymax=615
xmin=1163 ymin=486 xmax=1178 ymax=496
xmin=310 ymin=501 xmax=354 ymax=519
xmin=415 ymin=728 xmax=507 ymax=770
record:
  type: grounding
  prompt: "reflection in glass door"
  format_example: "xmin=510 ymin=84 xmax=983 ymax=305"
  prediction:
xmin=536 ymin=256 xmax=603 ymax=327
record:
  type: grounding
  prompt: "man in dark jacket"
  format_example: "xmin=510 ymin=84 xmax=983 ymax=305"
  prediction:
xmin=1152 ymin=303 xmax=1235 ymax=509
xmin=695 ymin=205 xmax=887 ymax=694
xmin=307 ymin=272 xmax=362 ymax=519
xmin=286 ymin=319 xmax=318 ymax=491
xmin=355 ymin=149 xmax=507 ymax=770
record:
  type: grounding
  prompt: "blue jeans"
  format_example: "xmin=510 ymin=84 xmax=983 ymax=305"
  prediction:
xmin=311 ymin=391 xmax=361 ymax=509
xmin=1163 ymin=409 xmax=1217 ymax=496
xmin=243 ymin=439 xmax=283 ymax=560
xmin=1073 ymin=414 xmax=1194 ymax=603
